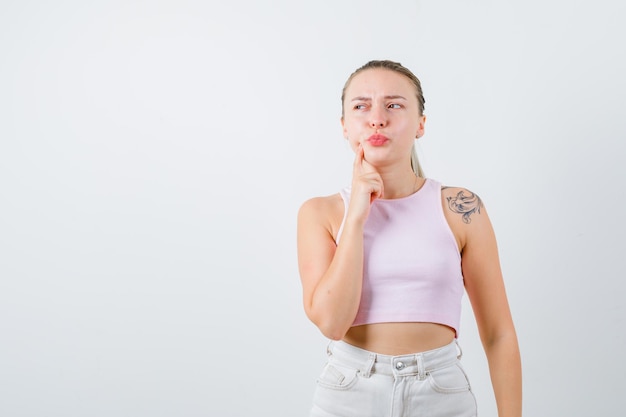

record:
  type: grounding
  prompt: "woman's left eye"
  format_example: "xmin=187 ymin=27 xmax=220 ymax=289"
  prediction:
xmin=388 ymin=103 xmax=402 ymax=109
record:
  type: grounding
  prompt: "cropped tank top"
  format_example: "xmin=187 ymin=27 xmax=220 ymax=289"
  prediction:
xmin=336 ymin=178 xmax=464 ymax=337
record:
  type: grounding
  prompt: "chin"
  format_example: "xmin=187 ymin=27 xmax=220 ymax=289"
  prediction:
xmin=363 ymin=148 xmax=391 ymax=160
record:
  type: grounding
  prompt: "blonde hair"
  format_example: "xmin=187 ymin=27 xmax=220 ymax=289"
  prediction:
xmin=341 ymin=60 xmax=426 ymax=177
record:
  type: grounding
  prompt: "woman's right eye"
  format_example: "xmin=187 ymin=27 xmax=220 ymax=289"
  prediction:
xmin=354 ymin=104 xmax=366 ymax=110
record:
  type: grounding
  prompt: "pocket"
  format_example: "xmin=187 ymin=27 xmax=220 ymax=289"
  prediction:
xmin=427 ymin=362 xmax=472 ymax=394
xmin=316 ymin=361 xmax=360 ymax=391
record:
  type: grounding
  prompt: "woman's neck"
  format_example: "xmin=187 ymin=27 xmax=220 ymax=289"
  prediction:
xmin=376 ymin=166 xmax=423 ymax=199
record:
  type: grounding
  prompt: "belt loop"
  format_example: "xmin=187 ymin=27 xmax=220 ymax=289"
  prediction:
xmin=326 ymin=341 xmax=334 ymax=357
xmin=417 ymin=354 xmax=425 ymax=379
xmin=361 ymin=353 xmax=376 ymax=378
xmin=455 ymin=339 xmax=463 ymax=360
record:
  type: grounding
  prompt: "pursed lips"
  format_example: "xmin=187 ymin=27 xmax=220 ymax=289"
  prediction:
xmin=367 ymin=133 xmax=389 ymax=146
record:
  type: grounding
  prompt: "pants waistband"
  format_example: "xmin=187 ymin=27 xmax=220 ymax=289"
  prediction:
xmin=326 ymin=339 xmax=462 ymax=378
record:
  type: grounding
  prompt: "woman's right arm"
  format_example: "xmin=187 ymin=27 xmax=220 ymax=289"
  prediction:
xmin=297 ymin=197 xmax=365 ymax=340
xmin=297 ymin=145 xmax=382 ymax=340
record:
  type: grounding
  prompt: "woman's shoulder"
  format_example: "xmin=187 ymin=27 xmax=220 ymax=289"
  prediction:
xmin=299 ymin=192 xmax=344 ymax=217
xmin=435 ymin=183 xmax=490 ymax=251
xmin=438 ymin=183 xmax=485 ymax=225
xmin=439 ymin=183 xmax=482 ymax=200
xmin=298 ymin=192 xmax=346 ymax=239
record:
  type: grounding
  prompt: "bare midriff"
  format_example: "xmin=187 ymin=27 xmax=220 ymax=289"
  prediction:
xmin=342 ymin=322 xmax=456 ymax=356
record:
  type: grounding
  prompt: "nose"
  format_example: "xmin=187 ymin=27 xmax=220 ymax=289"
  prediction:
xmin=369 ymin=106 xmax=388 ymax=129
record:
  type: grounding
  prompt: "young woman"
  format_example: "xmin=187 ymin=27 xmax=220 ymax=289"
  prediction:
xmin=297 ymin=60 xmax=521 ymax=417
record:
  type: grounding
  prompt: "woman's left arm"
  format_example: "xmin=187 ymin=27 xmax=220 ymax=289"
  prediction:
xmin=444 ymin=187 xmax=522 ymax=417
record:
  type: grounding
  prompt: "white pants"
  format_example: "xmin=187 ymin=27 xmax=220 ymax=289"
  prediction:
xmin=310 ymin=340 xmax=477 ymax=417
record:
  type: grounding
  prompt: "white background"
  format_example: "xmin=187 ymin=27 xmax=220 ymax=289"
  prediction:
xmin=1 ymin=1 xmax=625 ymax=416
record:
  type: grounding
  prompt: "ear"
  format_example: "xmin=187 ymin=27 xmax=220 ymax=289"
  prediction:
xmin=416 ymin=115 xmax=426 ymax=139
xmin=341 ymin=116 xmax=348 ymax=139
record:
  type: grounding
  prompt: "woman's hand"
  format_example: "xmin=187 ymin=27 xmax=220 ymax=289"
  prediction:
xmin=347 ymin=145 xmax=384 ymax=224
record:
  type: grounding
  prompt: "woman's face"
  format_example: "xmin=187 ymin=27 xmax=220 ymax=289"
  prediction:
xmin=341 ymin=68 xmax=425 ymax=168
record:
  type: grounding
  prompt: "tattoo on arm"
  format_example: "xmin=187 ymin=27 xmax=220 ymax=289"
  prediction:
xmin=442 ymin=187 xmax=484 ymax=224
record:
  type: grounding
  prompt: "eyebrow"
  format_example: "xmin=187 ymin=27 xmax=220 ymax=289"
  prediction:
xmin=351 ymin=95 xmax=408 ymax=102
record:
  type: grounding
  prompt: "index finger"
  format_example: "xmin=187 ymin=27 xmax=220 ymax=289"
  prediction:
xmin=353 ymin=143 xmax=365 ymax=173
xmin=354 ymin=144 xmax=379 ymax=176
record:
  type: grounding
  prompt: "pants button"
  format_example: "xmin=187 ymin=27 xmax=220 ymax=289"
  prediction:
xmin=395 ymin=361 xmax=405 ymax=370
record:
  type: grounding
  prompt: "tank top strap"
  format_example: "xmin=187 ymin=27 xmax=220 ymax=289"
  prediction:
xmin=336 ymin=187 xmax=351 ymax=244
